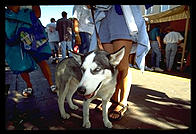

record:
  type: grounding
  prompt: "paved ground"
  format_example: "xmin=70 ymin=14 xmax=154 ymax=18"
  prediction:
xmin=5 ymin=57 xmax=191 ymax=130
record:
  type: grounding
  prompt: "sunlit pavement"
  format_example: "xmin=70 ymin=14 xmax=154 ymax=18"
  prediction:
xmin=5 ymin=58 xmax=191 ymax=130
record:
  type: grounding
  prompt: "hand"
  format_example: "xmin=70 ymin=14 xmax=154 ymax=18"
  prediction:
xmin=158 ymin=44 xmax=162 ymax=49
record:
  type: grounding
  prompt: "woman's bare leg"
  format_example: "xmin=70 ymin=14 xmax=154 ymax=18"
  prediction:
xmin=109 ymin=39 xmax=132 ymax=119
xmin=37 ymin=60 xmax=53 ymax=86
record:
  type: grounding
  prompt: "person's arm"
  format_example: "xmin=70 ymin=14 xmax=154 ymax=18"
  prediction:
xmin=32 ymin=6 xmax=41 ymax=18
xmin=156 ymin=36 xmax=162 ymax=48
xmin=163 ymin=37 xmax=167 ymax=44
xmin=177 ymin=32 xmax=184 ymax=44
xmin=73 ymin=18 xmax=81 ymax=45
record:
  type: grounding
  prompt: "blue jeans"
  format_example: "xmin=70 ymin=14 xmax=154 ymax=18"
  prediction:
xmin=60 ymin=41 xmax=72 ymax=59
xmin=165 ymin=43 xmax=177 ymax=70
xmin=151 ymin=41 xmax=161 ymax=68
xmin=79 ymin=32 xmax=91 ymax=54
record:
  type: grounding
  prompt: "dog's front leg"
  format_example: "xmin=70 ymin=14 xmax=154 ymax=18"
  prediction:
xmin=102 ymin=100 xmax=112 ymax=128
xmin=82 ymin=100 xmax=91 ymax=128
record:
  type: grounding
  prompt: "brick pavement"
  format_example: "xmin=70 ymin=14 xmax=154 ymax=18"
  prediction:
xmin=5 ymin=57 xmax=191 ymax=130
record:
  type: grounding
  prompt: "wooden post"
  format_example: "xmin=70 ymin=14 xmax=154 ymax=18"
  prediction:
xmin=180 ymin=7 xmax=190 ymax=71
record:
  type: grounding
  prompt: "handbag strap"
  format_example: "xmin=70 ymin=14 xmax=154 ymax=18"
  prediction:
xmin=90 ymin=5 xmax=104 ymax=50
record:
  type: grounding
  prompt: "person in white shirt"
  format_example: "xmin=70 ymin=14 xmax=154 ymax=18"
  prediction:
xmin=163 ymin=27 xmax=184 ymax=72
xmin=72 ymin=5 xmax=94 ymax=54
xmin=46 ymin=18 xmax=60 ymax=63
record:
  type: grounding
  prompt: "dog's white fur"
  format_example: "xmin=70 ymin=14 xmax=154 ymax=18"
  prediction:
xmin=55 ymin=47 xmax=125 ymax=128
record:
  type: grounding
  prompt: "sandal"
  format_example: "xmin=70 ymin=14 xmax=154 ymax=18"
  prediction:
xmin=108 ymin=103 xmax=128 ymax=121
xmin=50 ymin=85 xmax=56 ymax=93
xmin=95 ymin=101 xmax=112 ymax=112
xmin=22 ymin=88 xmax=33 ymax=97
xmin=95 ymin=103 xmax=102 ymax=112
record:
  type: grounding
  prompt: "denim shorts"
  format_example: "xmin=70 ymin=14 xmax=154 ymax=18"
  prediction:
xmin=99 ymin=6 xmax=133 ymax=43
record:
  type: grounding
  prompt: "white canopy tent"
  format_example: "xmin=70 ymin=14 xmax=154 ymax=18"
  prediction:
xmin=143 ymin=5 xmax=190 ymax=70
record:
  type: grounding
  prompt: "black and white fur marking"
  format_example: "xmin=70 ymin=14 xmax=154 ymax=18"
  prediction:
xmin=55 ymin=47 xmax=126 ymax=128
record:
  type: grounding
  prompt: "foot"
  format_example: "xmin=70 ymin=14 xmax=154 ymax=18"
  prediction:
xmin=50 ymin=85 xmax=56 ymax=93
xmin=22 ymin=88 xmax=33 ymax=97
xmin=154 ymin=67 xmax=164 ymax=72
xmin=95 ymin=102 xmax=112 ymax=112
xmin=145 ymin=66 xmax=154 ymax=71
xmin=108 ymin=103 xmax=128 ymax=121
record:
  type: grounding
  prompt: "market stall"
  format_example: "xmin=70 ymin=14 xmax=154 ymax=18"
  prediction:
xmin=143 ymin=5 xmax=190 ymax=71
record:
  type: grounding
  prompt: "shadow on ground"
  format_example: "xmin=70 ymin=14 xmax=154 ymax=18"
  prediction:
xmin=5 ymin=84 xmax=191 ymax=130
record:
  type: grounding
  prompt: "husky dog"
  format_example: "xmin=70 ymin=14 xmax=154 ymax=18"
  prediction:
xmin=55 ymin=47 xmax=125 ymax=128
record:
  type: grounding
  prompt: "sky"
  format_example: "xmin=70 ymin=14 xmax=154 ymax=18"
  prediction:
xmin=39 ymin=5 xmax=74 ymax=27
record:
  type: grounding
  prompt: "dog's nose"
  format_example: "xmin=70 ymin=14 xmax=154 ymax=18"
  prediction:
xmin=77 ymin=86 xmax=86 ymax=95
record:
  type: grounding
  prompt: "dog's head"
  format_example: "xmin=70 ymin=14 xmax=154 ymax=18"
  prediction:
xmin=71 ymin=46 xmax=125 ymax=100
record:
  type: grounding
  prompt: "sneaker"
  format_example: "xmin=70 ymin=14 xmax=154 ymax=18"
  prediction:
xmin=50 ymin=85 xmax=56 ymax=93
xmin=145 ymin=66 xmax=154 ymax=71
xmin=154 ymin=67 xmax=164 ymax=72
xmin=133 ymin=65 xmax=138 ymax=69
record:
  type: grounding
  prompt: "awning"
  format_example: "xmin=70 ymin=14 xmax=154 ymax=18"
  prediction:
xmin=143 ymin=5 xmax=190 ymax=24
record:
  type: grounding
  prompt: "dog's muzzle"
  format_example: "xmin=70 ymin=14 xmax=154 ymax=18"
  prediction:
xmin=77 ymin=86 xmax=86 ymax=95
xmin=77 ymin=82 xmax=102 ymax=99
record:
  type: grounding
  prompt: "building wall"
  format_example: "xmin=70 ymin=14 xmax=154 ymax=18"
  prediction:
xmin=140 ymin=5 xmax=180 ymax=15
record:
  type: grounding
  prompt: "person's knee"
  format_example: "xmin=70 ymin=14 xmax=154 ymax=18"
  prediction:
xmin=117 ymin=63 xmax=129 ymax=79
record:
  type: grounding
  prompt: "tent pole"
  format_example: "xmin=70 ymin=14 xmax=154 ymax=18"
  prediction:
xmin=180 ymin=7 xmax=190 ymax=71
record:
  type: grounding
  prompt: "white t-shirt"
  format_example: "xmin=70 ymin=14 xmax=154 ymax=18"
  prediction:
xmin=72 ymin=5 xmax=94 ymax=35
xmin=46 ymin=22 xmax=59 ymax=42
xmin=163 ymin=31 xmax=184 ymax=44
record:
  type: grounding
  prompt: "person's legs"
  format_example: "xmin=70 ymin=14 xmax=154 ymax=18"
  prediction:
xmin=168 ymin=44 xmax=177 ymax=71
xmin=165 ymin=44 xmax=171 ymax=71
xmin=151 ymin=45 xmax=156 ymax=68
xmin=67 ymin=41 xmax=73 ymax=57
xmin=49 ymin=42 xmax=55 ymax=59
xmin=99 ymin=5 xmax=133 ymax=120
xmin=54 ymin=42 xmax=59 ymax=58
xmin=82 ymin=32 xmax=91 ymax=54
xmin=37 ymin=60 xmax=53 ymax=86
xmin=153 ymin=42 xmax=161 ymax=68
xmin=60 ymin=41 xmax=67 ymax=59
xmin=20 ymin=72 xmax=33 ymax=97
xmin=112 ymin=39 xmax=132 ymax=106
xmin=20 ymin=72 xmax=32 ymax=88
xmin=79 ymin=32 xmax=85 ymax=54
xmin=103 ymin=40 xmax=132 ymax=120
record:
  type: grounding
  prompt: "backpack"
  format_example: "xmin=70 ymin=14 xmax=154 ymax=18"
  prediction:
xmin=5 ymin=8 xmax=51 ymax=74
xmin=18 ymin=11 xmax=49 ymax=52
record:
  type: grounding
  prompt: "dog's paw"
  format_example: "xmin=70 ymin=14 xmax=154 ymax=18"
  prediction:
xmin=61 ymin=113 xmax=71 ymax=119
xmin=104 ymin=121 xmax=112 ymax=128
xmin=82 ymin=121 xmax=91 ymax=128
xmin=70 ymin=105 xmax=79 ymax=110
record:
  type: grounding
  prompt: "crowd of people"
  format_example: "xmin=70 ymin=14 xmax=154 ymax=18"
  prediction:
xmin=129 ymin=24 xmax=184 ymax=73
xmin=5 ymin=5 xmax=188 ymax=122
xmin=43 ymin=6 xmax=185 ymax=73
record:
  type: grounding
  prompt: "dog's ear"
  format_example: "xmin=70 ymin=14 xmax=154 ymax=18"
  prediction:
xmin=109 ymin=46 xmax=125 ymax=66
xmin=69 ymin=50 xmax=84 ymax=65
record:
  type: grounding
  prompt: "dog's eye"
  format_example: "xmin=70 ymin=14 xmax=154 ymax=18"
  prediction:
xmin=92 ymin=67 xmax=101 ymax=73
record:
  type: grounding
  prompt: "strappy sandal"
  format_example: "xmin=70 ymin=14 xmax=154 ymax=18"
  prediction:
xmin=108 ymin=102 xmax=128 ymax=121
xmin=22 ymin=88 xmax=33 ymax=97
xmin=50 ymin=85 xmax=56 ymax=93
xmin=95 ymin=101 xmax=113 ymax=112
